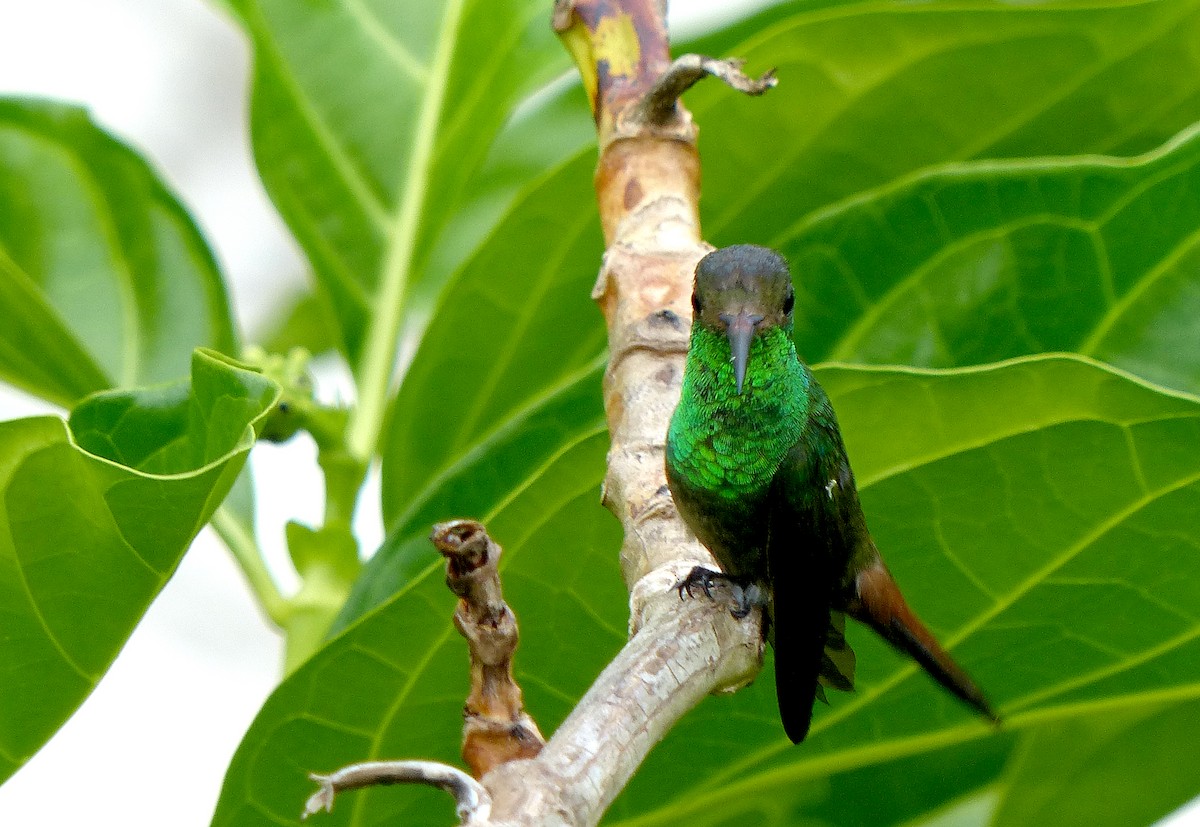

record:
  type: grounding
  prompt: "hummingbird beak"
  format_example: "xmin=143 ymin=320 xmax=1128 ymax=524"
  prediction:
xmin=721 ymin=311 xmax=762 ymax=394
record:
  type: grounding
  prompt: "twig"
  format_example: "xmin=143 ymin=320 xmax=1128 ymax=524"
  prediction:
xmin=302 ymin=761 xmax=491 ymax=822
xmin=432 ymin=520 xmax=546 ymax=776
xmin=631 ymin=54 xmax=776 ymax=130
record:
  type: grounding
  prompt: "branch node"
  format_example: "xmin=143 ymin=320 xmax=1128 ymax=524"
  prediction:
xmin=301 ymin=761 xmax=492 ymax=823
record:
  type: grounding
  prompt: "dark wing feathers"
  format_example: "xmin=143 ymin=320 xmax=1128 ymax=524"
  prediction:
xmin=769 ymin=370 xmax=998 ymax=739
xmin=767 ymin=381 xmax=863 ymax=743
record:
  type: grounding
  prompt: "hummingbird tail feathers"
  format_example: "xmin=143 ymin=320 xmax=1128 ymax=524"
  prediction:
xmin=853 ymin=563 xmax=998 ymax=723
xmin=819 ymin=611 xmax=856 ymax=694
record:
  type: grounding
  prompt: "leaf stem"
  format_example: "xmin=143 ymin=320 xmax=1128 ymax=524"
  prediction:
xmin=211 ymin=505 xmax=289 ymax=626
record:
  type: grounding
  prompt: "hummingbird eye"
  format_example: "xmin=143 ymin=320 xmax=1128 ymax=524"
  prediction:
xmin=783 ymin=291 xmax=795 ymax=314
xmin=691 ymin=292 xmax=702 ymax=314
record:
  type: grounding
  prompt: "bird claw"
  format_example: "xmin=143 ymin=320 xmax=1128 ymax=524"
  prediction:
xmin=675 ymin=565 xmax=720 ymax=601
xmin=674 ymin=567 xmax=762 ymax=620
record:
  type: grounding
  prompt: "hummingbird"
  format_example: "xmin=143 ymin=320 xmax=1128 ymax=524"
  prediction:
xmin=665 ymin=244 xmax=996 ymax=743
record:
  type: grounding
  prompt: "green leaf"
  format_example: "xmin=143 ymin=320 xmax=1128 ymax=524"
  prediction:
xmin=990 ymin=698 xmax=1200 ymax=827
xmin=698 ymin=0 xmax=1200 ymax=249
xmin=0 ymin=98 xmax=237 ymax=407
xmin=330 ymin=153 xmax=606 ymax=625
xmin=218 ymin=357 xmax=1200 ymax=825
xmin=380 ymin=156 xmax=605 ymax=523
xmin=0 ymin=350 xmax=277 ymax=782
xmin=256 ymin=290 xmax=341 ymax=358
xmin=606 ymin=356 xmax=1200 ymax=826
xmin=349 ymin=0 xmax=1200 ymax=623
xmin=213 ymin=429 xmax=624 ymax=826
xmin=781 ymin=122 xmax=1200 ymax=395
xmin=226 ymin=0 xmax=573 ymax=365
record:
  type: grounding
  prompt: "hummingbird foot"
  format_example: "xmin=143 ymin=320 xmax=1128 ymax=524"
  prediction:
xmin=674 ymin=566 xmax=765 ymax=619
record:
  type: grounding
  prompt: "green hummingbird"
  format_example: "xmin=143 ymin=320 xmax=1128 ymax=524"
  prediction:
xmin=665 ymin=244 xmax=996 ymax=743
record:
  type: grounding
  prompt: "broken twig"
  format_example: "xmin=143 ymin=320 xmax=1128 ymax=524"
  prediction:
xmin=302 ymin=760 xmax=491 ymax=822
xmin=432 ymin=519 xmax=546 ymax=776
xmin=631 ymin=54 xmax=776 ymax=131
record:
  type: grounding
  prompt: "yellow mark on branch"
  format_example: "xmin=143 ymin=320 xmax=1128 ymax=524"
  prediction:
xmin=558 ymin=23 xmax=599 ymax=111
xmin=593 ymin=12 xmax=640 ymax=79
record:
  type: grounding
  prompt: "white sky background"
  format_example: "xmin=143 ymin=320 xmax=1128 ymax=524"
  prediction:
xmin=0 ymin=1 xmax=1197 ymax=825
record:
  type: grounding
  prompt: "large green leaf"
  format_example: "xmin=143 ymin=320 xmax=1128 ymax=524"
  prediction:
xmin=351 ymin=0 xmax=1200 ymax=626
xmin=697 ymin=0 xmax=1200 ymax=247
xmin=218 ymin=357 xmax=1200 ymax=825
xmin=213 ymin=429 xmax=624 ymax=826
xmin=0 ymin=98 xmax=237 ymax=407
xmin=605 ymin=357 xmax=1200 ymax=825
xmin=0 ymin=350 xmax=277 ymax=782
xmin=782 ymin=122 xmax=1200 ymax=394
xmin=329 ymin=153 xmax=605 ymax=626
xmin=988 ymin=698 xmax=1200 ymax=827
xmin=379 ymin=155 xmax=604 ymax=525
xmin=225 ymin=0 xmax=573 ymax=364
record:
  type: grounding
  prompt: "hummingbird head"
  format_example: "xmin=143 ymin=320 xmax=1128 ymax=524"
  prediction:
xmin=691 ymin=244 xmax=795 ymax=394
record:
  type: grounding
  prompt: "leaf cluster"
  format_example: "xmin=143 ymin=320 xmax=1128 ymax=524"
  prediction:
xmin=1 ymin=0 xmax=1199 ymax=825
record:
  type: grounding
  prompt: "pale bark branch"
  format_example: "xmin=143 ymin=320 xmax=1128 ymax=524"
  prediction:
xmin=303 ymin=1 xmax=775 ymax=822
xmin=302 ymin=761 xmax=491 ymax=822
xmin=462 ymin=2 xmax=777 ymax=823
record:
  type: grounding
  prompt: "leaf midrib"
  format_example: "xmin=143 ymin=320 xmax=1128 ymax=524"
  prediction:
xmin=346 ymin=0 xmax=467 ymax=462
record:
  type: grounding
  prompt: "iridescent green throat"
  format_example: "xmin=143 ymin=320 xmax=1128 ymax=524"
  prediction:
xmin=667 ymin=325 xmax=809 ymax=499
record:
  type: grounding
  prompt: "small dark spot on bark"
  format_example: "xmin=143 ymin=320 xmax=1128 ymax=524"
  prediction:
xmin=654 ymin=364 xmax=677 ymax=385
xmin=624 ymin=177 xmax=644 ymax=210
xmin=650 ymin=308 xmax=682 ymax=329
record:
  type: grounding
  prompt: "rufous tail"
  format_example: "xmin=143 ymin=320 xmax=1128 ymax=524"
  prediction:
xmin=852 ymin=562 xmax=998 ymax=723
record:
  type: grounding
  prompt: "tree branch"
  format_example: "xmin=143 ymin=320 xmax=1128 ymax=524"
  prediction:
xmin=302 ymin=761 xmax=491 ymax=822
xmin=631 ymin=54 xmax=776 ymax=131
xmin=464 ymin=3 xmax=775 ymax=824
xmin=302 ymin=1 xmax=774 ymax=822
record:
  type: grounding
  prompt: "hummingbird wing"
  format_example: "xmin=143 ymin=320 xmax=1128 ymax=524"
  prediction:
xmin=800 ymin=381 xmax=999 ymax=723
xmin=766 ymin=388 xmax=861 ymax=743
